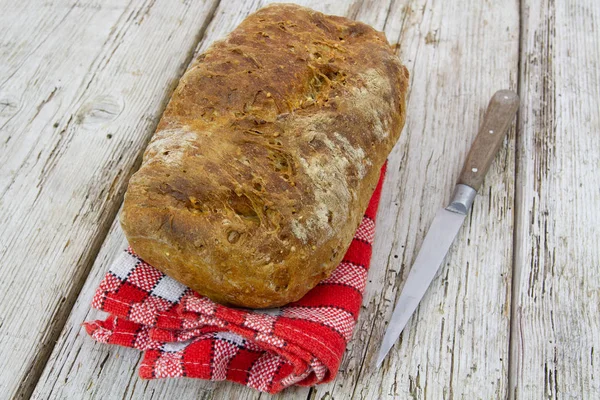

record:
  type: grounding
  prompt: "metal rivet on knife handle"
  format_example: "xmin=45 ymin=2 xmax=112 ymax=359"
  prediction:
xmin=457 ymin=90 xmax=520 ymax=192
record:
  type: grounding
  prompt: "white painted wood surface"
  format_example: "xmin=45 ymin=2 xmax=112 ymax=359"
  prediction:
xmin=0 ymin=0 xmax=596 ymax=398
xmin=510 ymin=1 xmax=600 ymax=399
xmin=0 ymin=0 xmax=220 ymax=398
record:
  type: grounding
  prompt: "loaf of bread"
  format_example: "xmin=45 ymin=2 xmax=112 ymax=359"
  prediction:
xmin=120 ymin=3 xmax=409 ymax=308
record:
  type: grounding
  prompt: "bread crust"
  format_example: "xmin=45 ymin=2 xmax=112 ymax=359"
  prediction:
xmin=120 ymin=3 xmax=409 ymax=308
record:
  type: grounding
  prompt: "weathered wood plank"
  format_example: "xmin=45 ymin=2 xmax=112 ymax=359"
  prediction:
xmin=32 ymin=0 xmax=520 ymax=398
xmin=0 ymin=0 xmax=220 ymax=398
xmin=309 ymin=0 xmax=520 ymax=398
xmin=510 ymin=0 xmax=600 ymax=398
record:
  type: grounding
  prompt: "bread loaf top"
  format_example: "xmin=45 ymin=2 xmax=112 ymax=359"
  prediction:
xmin=120 ymin=3 xmax=409 ymax=308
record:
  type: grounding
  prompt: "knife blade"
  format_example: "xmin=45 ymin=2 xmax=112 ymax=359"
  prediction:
xmin=375 ymin=90 xmax=520 ymax=368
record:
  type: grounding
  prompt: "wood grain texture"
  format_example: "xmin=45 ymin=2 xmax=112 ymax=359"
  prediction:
xmin=0 ymin=0 xmax=219 ymax=398
xmin=510 ymin=0 xmax=600 ymax=398
xmin=458 ymin=90 xmax=519 ymax=192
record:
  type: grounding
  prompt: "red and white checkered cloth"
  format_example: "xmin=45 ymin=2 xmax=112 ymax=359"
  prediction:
xmin=84 ymin=165 xmax=386 ymax=393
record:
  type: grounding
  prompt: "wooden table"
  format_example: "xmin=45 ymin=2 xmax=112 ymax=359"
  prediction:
xmin=1 ymin=0 xmax=598 ymax=398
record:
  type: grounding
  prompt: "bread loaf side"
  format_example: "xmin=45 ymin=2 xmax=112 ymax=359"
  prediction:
xmin=120 ymin=3 xmax=409 ymax=308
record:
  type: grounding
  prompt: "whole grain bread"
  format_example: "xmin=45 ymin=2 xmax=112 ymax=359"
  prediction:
xmin=120 ymin=3 xmax=409 ymax=308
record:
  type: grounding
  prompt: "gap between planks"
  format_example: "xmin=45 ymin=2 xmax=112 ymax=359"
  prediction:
xmin=506 ymin=0 xmax=525 ymax=396
xmin=509 ymin=0 xmax=600 ymax=398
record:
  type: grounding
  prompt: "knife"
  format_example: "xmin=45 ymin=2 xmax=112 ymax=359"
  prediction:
xmin=375 ymin=90 xmax=520 ymax=368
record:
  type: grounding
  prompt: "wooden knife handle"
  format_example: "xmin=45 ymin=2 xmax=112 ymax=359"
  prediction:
xmin=458 ymin=90 xmax=520 ymax=191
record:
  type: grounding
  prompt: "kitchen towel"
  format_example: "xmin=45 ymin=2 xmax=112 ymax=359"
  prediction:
xmin=84 ymin=164 xmax=386 ymax=393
